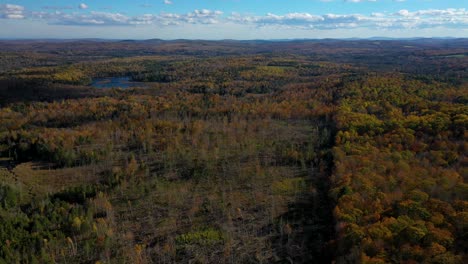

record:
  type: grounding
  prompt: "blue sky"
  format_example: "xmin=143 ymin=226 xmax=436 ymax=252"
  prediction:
xmin=0 ymin=1 xmax=467 ymax=39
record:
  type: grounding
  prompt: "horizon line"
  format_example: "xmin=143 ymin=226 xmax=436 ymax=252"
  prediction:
xmin=0 ymin=36 xmax=467 ymax=42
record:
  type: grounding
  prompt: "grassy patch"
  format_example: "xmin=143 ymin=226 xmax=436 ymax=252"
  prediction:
xmin=175 ymin=228 xmax=225 ymax=246
xmin=272 ymin=177 xmax=307 ymax=195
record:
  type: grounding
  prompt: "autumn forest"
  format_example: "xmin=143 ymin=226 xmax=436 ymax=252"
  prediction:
xmin=0 ymin=39 xmax=467 ymax=263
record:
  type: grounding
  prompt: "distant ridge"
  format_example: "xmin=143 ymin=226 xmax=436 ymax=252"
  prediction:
xmin=0 ymin=37 xmax=465 ymax=42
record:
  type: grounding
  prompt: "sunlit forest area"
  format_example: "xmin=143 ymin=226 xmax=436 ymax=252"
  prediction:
xmin=0 ymin=39 xmax=466 ymax=263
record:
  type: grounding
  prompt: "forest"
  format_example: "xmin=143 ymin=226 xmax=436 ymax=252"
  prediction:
xmin=0 ymin=39 xmax=466 ymax=263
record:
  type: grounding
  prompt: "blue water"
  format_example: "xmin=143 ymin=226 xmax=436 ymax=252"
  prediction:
xmin=91 ymin=77 xmax=141 ymax=88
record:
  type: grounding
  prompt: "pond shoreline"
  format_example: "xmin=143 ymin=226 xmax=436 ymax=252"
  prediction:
xmin=90 ymin=76 xmax=144 ymax=89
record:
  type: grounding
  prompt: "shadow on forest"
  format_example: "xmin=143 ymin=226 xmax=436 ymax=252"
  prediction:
xmin=266 ymin=119 xmax=337 ymax=263
xmin=267 ymin=171 xmax=335 ymax=263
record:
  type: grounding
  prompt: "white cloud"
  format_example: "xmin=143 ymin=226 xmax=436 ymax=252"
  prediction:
xmin=396 ymin=9 xmax=410 ymax=17
xmin=371 ymin=12 xmax=385 ymax=17
xmin=159 ymin=9 xmax=223 ymax=25
xmin=0 ymin=4 xmax=25 ymax=19
xmin=164 ymin=0 xmax=173 ymax=5
xmin=79 ymin=3 xmax=88 ymax=10
xmin=188 ymin=9 xmax=223 ymax=22
xmin=131 ymin=14 xmax=156 ymax=25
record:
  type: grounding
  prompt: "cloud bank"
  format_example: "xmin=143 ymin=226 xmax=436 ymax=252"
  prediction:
xmin=228 ymin=8 xmax=468 ymax=30
xmin=0 ymin=4 xmax=25 ymax=19
xmin=1 ymin=4 xmax=467 ymax=31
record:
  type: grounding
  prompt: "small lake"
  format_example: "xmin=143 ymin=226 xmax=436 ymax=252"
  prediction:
xmin=91 ymin=76 xmax=142 ymax=89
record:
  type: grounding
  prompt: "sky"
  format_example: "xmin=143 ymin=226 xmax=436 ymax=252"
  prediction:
xmin=0 ymin=0 xmax=467 ymax=39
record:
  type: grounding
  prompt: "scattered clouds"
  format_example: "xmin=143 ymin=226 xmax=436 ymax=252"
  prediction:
xmin=31 ymin=11 xmax=150 ymax=26
xmin=228 ymin=12 xmax=365 ymax=29
xmin=164 ymin=0 xmax=173 ymax=5
xmin=28 ymin=9 xmax=223 ymax=26
xmin=1 ymin=4 xmax=467 ymax=32
xmin=386 ymin=8 xmax=468 ymax=29
xmin=183 ymin=9 xmax=223 ymax=24
xmin=79 ymin=3 xmax=89 ymax=10
xmin=0 ymin=4 xmax=25 ymax=19
xmin=228 ymin=8 xmax=468 ymax=30
xmin=156 ymin=9 xmax=223 ymax=25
